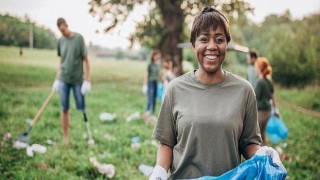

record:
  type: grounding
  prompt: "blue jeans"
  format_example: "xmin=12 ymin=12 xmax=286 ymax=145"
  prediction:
xmin=146 ymin=80 xmax=157 ymax=114
xmin=59 ymin=81 xmax=85 ymax=111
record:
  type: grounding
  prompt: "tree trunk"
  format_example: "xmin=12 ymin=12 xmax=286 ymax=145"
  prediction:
xmin=156 ymin=0 xmax=184 ymax=76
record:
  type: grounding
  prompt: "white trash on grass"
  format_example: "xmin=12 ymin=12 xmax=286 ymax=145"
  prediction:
xmin=13 ymin=140 xmax=29 ymax=149
xmin=99 ymin=112 xmax=117 ymax=122
xmin=26 ymin=144 xmax=47 ymax=157
xmin=2 ymin=133 xmax=11 ymax=142
xmin=89 ymin=157 xmax=115 ymax=178
xmin=126 ymin=111 xmax=141 ymax=122
xmin=46 ymin=139 xmax=56 ymax=145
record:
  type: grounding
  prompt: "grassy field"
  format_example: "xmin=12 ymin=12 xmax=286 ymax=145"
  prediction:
xmin=0 ymin=46 xmax=319 ymax=179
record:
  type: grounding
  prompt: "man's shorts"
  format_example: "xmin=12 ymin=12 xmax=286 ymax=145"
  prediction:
xmin=59 ymin=81 xmax=85 ymax=111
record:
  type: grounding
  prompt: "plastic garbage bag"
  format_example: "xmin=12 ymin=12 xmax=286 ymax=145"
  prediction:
xmin=266 ymin=115 xmax=288 ymax=144
xmin=157 ymin=83 xmax=163 ymax=101
xmin=193 ymin=155 xmax=287 ymax=180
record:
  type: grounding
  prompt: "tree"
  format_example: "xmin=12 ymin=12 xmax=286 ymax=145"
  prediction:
xmin=0 ymin=14 xmax=56 ymax=49
xmin=88 ymin=0 xmax=253 ymax=75
xmin=242 ymin=11 xmax=320 ymax=88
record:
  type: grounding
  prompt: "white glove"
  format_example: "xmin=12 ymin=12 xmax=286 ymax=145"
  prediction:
xmin=271 ymin=106 xmax=281 ymax=118
xmin=256 ymin=146 xmax=282 ymax=166
xmin=149 ymin=165 xmax=168 ymax=180
xmin=142 ymin=84 xmax=147 ymax=94
xmin=52 ymin=79 xmax=60 ymax=92
xmin=81 ymin=80 xmax=91 ymax=95
xmin=274 ymin=108 xmax=281 ymax=117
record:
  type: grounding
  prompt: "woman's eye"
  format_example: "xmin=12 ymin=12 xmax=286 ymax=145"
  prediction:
xmin=216 ymin=37 xmax=225 ymax=44
xmin=199 ymin=37 xmax=208 ymax=42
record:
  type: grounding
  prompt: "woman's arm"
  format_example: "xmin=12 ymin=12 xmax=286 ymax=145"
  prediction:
xmin=83 ymin=55 xmax=90 ymax=81
xmin=242 ymin=144 xmax=260 ymax=159
xmin=156 ymin=142 xmax=173 ymax=170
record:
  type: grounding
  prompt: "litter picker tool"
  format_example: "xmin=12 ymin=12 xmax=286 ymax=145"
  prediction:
xmin=17 ymin=91 xmax=55 ymax=144
xmin=83 ymin=111 xmax=95 ymax=146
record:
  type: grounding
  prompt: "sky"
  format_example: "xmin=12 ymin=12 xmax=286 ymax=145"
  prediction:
xmin=0 ymin=0 xmax=319 ymax=49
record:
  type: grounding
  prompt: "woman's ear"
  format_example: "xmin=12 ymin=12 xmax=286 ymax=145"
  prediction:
xmin=192 ymin=45 xmax=196 ymax=53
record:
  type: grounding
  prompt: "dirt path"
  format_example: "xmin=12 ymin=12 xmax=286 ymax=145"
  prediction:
xmin=278 ymin=98 xmax=320 ymax=118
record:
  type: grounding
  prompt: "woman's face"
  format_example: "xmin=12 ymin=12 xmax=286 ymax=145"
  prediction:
xmin=192 ymin=26 xmax=227 ymax=75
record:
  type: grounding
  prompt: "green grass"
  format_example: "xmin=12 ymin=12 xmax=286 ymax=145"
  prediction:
xmin=276 ymin=85 xmax=320 ymax=111
xmin=0 ymin=46 xmax=319 ymax=179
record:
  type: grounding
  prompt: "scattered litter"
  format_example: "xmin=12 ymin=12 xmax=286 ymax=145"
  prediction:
xmin=126 ymin=111 xmax=141 ymax=122
xmin=89 ymin=157 xmax=115 ymax=178
xmin=131 ymin=136 xmax=141 ymax=149
xmin=46 ymin=139 xmax=56 ymax=145
xmin=26 ymin=146 xmax=34 ymax=157
xmin=13 ymin=140 xmax=28 ymax=149
xmin=88 ymin=139 xmax=95 ymax=146
xmin=31 ymin=144 xmax=47 ymax=154
xmin=131 ymin=136 xmax=140 ymax=143
xmin=25 ymin=119 xmax=32 ymax=125
xmin=138 ymin=164 xmax=154 ymax=176
xmin=26 ymin=144 xmax=47 ymax=157
xmin=2 ymin=133 xmax=11 ymax=142
xmin=99 ymin=112 xmax=117 ymax=122
xmin=142 ymin=113 xmax=155 ymax=126
xmin=104 ymin=133 xmax=116 ymax=141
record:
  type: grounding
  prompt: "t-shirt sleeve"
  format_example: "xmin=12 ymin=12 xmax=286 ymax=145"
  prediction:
xmin=239 ymin=87 xmax=262 ymax=152
xmin=152 ymin=83 xmax=177 ymax=148
xmin=79 ymin=35 xmax=87 ymax=58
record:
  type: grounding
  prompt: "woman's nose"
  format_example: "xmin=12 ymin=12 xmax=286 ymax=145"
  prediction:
xmin=207 ymin=40 xmax=217 ymax=50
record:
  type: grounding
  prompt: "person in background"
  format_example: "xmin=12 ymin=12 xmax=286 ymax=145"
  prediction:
xmin=246 ymin=49 xmax=259 ymax=88
xmin=52 ymin=18 xmax=91 ymax=145
xmin=149 ymin=7 xmax=283 ymax=179
xmin=160 ymin=54 xmax=175 ymax=103
xmin=254 ymin=57 xmax=278 ymax=145
xmin=143 ymin=49 xmax=161 ymax=118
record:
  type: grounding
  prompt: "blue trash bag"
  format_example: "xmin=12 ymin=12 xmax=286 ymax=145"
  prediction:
xmin=192 ymin=155 xmax=287 ymax=180
xmin=266 ymin=115 xmax=288 ymax=144
xmin=157 ymin=83 xmax=163 ymax=101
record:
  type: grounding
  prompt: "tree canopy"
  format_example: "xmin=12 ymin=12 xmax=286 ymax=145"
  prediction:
xmin=88 ymin=0 xmax=253 ymax=75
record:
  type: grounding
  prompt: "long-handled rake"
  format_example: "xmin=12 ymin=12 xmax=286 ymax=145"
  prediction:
xmin=16 ymin=91 xmax=55 ymax=144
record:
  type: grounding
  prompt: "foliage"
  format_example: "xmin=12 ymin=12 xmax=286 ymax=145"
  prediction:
xmin=0 ymin=14 xmax=56 ymax=49
xmin=242 ymin=12 xmax=320 ymax=88
xmin=88 ymin=0 xmax=253 ymax=75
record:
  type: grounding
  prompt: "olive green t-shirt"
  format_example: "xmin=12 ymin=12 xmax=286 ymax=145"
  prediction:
xmin=254 ymin=78 xmax=274 ymax=111
xmin=153 ymin=70 xmax=262 ymax=179
xmin=57 ymin=33 xmax=87 ymax=84
xmin=148 ymin=62 xmax=160 ymax=81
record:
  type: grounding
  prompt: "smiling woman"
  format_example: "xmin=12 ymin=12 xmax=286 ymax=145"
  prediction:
xmin=149 ymin=7 xmax=284 ymax=179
